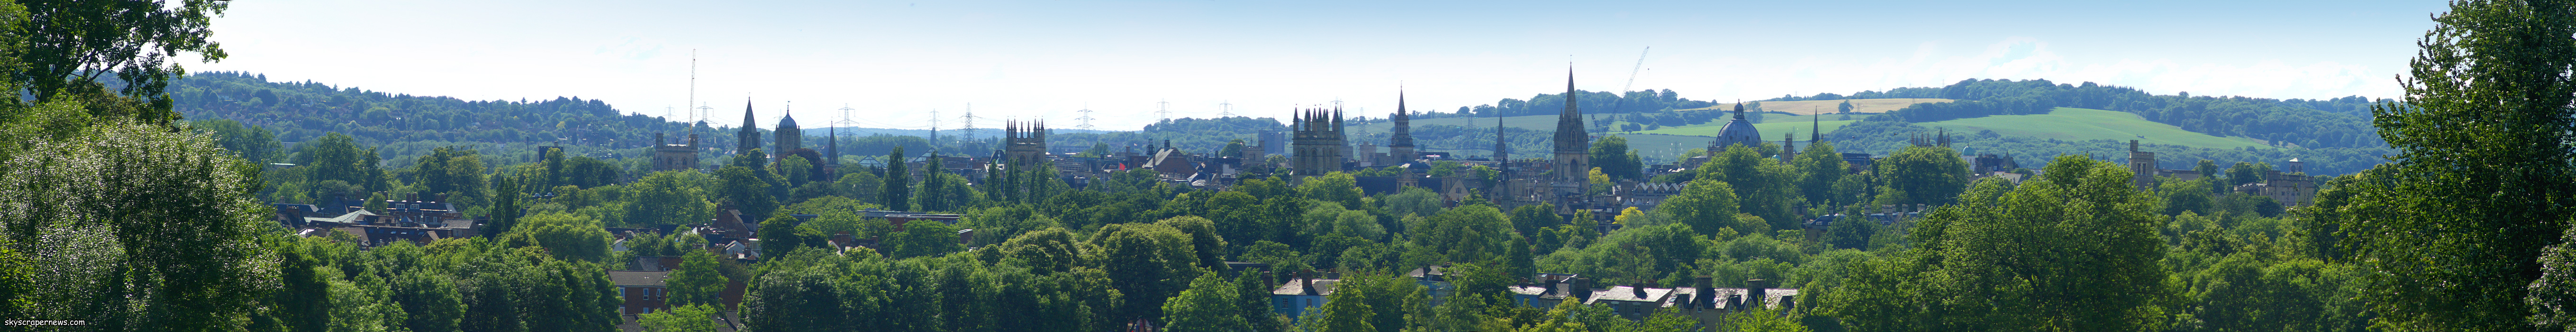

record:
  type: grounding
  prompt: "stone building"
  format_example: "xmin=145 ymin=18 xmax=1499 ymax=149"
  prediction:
xmin=1291 ymin=107 xmax=1347 ymax=178
xmin=1005 ymin=120 xmax=1049 ymax=167
xmin=1388 ymin=91 xmax=1416 ymax=166
xmin=651 ymin=133 xmax=699 ymax=172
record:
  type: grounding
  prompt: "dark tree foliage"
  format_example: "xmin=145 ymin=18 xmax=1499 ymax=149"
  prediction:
xmin=2341 ymin=1 xmax=2576 ymax=331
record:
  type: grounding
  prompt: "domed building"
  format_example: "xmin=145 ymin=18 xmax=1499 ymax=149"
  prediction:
xmin=1706 ymin=102 xmax=1763 ymax=156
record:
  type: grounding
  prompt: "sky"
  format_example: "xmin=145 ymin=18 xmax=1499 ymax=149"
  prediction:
xmin=192 ymin=0 xmax=2450 ymax=131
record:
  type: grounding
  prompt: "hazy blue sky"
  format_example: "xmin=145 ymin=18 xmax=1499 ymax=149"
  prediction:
xmin=193 ymin=0 xmax=2448 ymax=131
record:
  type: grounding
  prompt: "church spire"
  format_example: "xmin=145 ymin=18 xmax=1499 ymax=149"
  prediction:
xmin=1553 ymin=67 xmax=1588 ymax=155
xmin=736 ymin=99 xmax=760 ymax=154
xmin=1390 ymin=89 xmax=1414 ymax=148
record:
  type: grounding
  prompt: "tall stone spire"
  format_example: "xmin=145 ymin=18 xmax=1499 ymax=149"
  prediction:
xmin=736 ymin=99 xmax=760 ymax=154
xmin=1390 ymin=90 xmax=1414 ymax=148
xmin=1389 ymin=89 xmax=1415 ymax=164
xmin=1552 ymin=68 xmax=1591 ymax=184
xmin=1811 ymin=111 xmax=1822 ymax=142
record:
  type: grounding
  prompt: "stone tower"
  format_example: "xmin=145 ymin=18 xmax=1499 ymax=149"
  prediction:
xmin=1780 ymin=132 xmax=1797 ymax=163
xmin=2128 ymin=140 xmax=2157 ymax=189
xmin=736 ymin=100 xmax=761 ymax=154
xmin=1552 ymin=70 xmax=1590 ymax=184
xmin=1388 ymin=90 xmax=1415 ymax=166
xmin=1005 ymin=119 xmax=1049 ymax=167
xmin=653 ymin=133 xmax=700 ymax=172
xmin=1292 ymin=107 xmax=1348 ymax=177
xmin=775 ymin=111 xmax=802 ymax=163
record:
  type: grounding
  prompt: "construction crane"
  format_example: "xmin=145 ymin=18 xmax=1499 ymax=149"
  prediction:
xmin=1623 ymin=46 xmax=1651 ymax=93
xmin=1614 ymin=46 xmax=1652 ymax=129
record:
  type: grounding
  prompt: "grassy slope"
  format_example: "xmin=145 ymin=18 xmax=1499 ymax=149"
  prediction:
xmin=1918 ymin=107 xmax=2268 ymax=149
xmin=1674 ymin=98 xmax=1957 ymax=115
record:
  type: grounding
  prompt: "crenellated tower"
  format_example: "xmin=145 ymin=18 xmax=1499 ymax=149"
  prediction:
xmin=1004 ymin=119 xmax=1049 ymax=167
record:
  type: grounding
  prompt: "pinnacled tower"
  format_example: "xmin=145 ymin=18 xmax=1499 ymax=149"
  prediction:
xmin=736 ymin=100 xmax=761 ymax=154
xmin=1291 ymin=106 xmax=1348 ymax=177
xmin=1388 ymin=90 xmax=1415 ymax=166
xmin=1004 ymin=119 xmax=1049 ymax=167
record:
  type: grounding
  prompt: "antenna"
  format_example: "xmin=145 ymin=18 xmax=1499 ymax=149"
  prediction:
xmin=1157 ymin=100 xmax=1172 ymax=122
xmin=688 ymin=50 xmax=697 ymax=134
xmin=1218 ymin=101 xmax=1234 ymax=117
xmin=1075 ymin=105 xmax=1097 ymax=130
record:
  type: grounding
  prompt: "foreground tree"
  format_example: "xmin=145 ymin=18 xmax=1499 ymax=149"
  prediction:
xmin=2346 ymin=1 xmax=2576 ymax=331
xmin=1827 ymin=156 xmax=2166 ymax=332
xmin=0 ymin=104 xmax=280 ymax=331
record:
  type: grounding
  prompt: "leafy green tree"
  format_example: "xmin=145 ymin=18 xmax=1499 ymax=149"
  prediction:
xmin=1794 ymin=141 xmax=1850 ymax=206
xmin=884 ymin=147 xmax=912 ymax=211
xmin=21 ymin=0 xmax=230 ymax=124
xmin=627 ymin=170 xmax=716 ymax=228
xmin=192 ymin=119 xmax=283 ymax=165
xmin=391 ymin=272 xmax=465 ymax=332
xmin=2224 ymin=161 xmax=2271 ymax=186
xmin=889 ymin=219 xmax=965 ymax=259
xmin=641 ymin=304 xmax=721 ymax=332
xmin=716 ymin=165 xmax=779 ymax=219
xmin=759 ymin=214 xmax=813 ymax=255
xmin=1299 ymin=172 xmax=1364 ymax=210
xmin=1874 ymin=145 xmax=1969 ymax=206
xmin=300 ymin=132 xmax=386 ymax=195
xmin=1163 ymin=270 xmax=1251 ymax=332
xmin=1590 ymin=135 xmax=1643 ymax=181
xmin=1659 ymin=175 xmax=1741 ymax=237
xmin=0 ymin=112 xmax=279 ymax=331
xmin=2350 ymin=1 xmax=2576 ymax=331
xmin=1094 ymin=222 xmax=1201 ymax=322
xmin=1160 ymin=216 xmax=1230 ymax=269
xmin=1507 ymin=203 xmax=1558 ymax=238
xmin=1702 ymin=144 xmax=1799 ymax=228
xmin=1413 ymin=204 xmax=1513 ymax=264
xmin=667 ymin=249 xmax=728 ymax=308
xmin=487 ymin=173 xmax=524 ymax=237
xmin=1826 ymin=156 xmax=2166 ymax=332
xmin=415 ymin=146 xmax=487 ymax=202
xmin=501 ymin=212 xmax=612 ymax=263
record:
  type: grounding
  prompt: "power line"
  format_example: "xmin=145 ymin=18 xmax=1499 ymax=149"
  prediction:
xmin=1075 ymin=105 xmax=1097 ymax=130
xmin=1157 ymin=100 xmax=1172 ymax=123
xmin=1218 ymin=101 xmax=1234 ymax=117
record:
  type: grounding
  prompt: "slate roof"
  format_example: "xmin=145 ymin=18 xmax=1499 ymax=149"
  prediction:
xmin=1585 ymin=286 xmax=1673 ymax=304
xmin=608 ymin=270 xmax=671 ymax=287
xmin=1271 ymin=279 xmax=1341 ymax=296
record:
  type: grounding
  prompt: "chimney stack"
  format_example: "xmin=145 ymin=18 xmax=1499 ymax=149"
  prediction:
xmin=1695 ymin=276 xmax=1716 ymax=309
xmin=1571 ymin=278 xmax=1594 ymax=303
xmin=1746 ymin=279 xmax=1771 ymax=309
xmin=1630 ymin=282 xmax=1648 ymax=299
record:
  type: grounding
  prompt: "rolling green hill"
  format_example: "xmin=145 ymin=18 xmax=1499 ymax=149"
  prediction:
xmin=1918 ymin=107 xmax=2270 ymax=149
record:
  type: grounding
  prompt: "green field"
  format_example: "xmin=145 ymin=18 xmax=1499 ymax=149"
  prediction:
xmin=1917 ymin=107 xmax=2268 ymax=149
xmin=1626 ymin=120 xmax=1857 ymax=138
